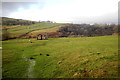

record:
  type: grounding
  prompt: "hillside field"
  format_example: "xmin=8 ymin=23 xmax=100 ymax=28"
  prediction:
xmin=2 ymin=22 xmax=66 ymax=38
xmin=2 ymin=35 xmax=118 ymax=78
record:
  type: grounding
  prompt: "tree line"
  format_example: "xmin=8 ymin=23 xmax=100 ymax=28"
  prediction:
xmin=58 ymin=24 xmax=118 ymax=37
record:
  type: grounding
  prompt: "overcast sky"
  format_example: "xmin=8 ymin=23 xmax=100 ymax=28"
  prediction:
xmin=1 ymin=0 xmax=119 ymax=24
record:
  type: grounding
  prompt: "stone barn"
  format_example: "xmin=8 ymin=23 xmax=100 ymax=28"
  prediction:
xmin=37 ymin=33 xmax=48 ymax=40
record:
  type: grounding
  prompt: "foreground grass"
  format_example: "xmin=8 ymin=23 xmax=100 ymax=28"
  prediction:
xmin=2 ymin=35 xmax=118 ymax=78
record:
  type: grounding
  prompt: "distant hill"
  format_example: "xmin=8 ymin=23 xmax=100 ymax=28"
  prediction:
xmin=2 ymin=17 xmax=36 ymax=26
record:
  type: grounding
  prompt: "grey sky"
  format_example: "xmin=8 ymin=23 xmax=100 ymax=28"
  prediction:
xmin=2 ymin=2 xmax=44 ymax=17
xmin=1 ymin=0 xmax=119 ymax=24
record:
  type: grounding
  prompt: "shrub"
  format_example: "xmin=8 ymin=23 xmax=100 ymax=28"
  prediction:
xmin=2 ymin=30 xmax=10 ymax=41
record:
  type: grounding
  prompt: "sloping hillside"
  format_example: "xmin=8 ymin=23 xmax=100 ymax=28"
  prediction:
xmin=2 ymin=17 xmax=118 ymax=40
xmin=2 ymin=17 xmax=66 ymax=40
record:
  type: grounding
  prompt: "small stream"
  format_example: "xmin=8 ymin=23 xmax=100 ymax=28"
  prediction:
xmin=27 ymin=59 xmax=35 ymax=78
xmin=23 ymin=56 xmax=36 ymax=78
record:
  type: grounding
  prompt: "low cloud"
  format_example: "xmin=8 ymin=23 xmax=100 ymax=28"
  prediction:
xmin=2 ymin=2 xmax=44 ymax=17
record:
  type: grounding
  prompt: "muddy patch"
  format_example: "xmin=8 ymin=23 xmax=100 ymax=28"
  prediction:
xmin=40 ymin=53 xmax=42 ymax=55
xmin=29 ymin=57 xmax=35 ymax=60
xmin=46 ymin=54 xmax=50 ymax=56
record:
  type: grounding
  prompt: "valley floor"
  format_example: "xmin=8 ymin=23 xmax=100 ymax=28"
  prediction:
xmin=2 ymin=35 xmax=118 ymax=78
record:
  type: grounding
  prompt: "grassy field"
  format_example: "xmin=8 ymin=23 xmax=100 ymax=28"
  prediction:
xmin=2 ymin=35 xmax=118 ymax=78
xmin=2 ymin=23 xmax=65 ymax=38
xmin=28 ymin=26 xmax=61 ymax=37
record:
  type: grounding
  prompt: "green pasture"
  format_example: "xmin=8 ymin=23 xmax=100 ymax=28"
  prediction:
xmin=2 ymin=35 xmax=118 ymax=78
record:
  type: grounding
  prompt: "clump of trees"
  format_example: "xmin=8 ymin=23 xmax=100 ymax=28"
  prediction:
xmin=2 ymin=29 xmax=10 ymax=41
xmin=2 ymin=17 xmax=36 ymax=26
xmin=58 ymin=24 xmax=118 ymax=37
